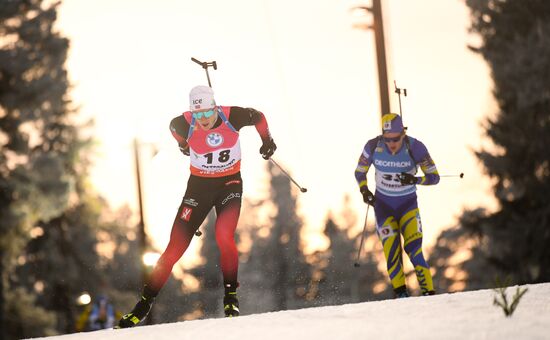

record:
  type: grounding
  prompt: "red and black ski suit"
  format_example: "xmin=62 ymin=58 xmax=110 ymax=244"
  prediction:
xmin=146 ymin=106 xmax=272 ymax=294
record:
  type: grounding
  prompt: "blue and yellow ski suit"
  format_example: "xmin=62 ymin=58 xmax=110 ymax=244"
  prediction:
xmin=355 ymin=135 xmax=439 ymax=295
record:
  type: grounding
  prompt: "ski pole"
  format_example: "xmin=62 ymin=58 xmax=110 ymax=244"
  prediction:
xmin=354 ymin=204 xmax=370 ymax=267
xmin=439 ymin=173 xmax=465 ymax=178
xmin=191 ymin=57 xmax=217 ymax=87
xmin=269 ymin=158 xmax=307 ymax=193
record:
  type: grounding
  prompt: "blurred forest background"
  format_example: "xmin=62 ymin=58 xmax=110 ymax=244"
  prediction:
xmin=1 ymin=0 xmax=549 ymax=338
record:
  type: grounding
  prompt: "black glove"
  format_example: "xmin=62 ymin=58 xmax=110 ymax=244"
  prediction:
xmin=259 ymin=138 xmax=277 ymax=160
xmin=399 ymin=172 xmax=418 ymax=185
xmin=361 ymin=188 xmax=376 ymax=206
xmin=179 ymin=144 xmax=190 ymax=156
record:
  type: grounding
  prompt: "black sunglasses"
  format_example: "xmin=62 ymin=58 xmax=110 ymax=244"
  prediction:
xmin=383 ymin=135 xmax=403 ymax=143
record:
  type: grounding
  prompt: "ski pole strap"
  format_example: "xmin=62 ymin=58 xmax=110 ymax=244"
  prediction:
xmin=187 ymin=116 xmax=196 ymax=140
xmin=217 ymin=107 xmax=237 ymax=133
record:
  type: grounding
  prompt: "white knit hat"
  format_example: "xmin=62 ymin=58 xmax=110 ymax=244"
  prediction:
xmin=189 ymin=85 xmax=216 ymax=111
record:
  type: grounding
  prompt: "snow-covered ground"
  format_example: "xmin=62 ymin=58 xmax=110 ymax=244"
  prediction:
xmin=30 ymin=282 xmax=550 ymax=340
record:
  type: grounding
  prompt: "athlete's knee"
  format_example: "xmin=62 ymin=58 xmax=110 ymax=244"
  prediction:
xmin=158 ymin=237 xmax=188 ymax=268
xmin=403 ymin=237 xmax=422 ymax=253
xmin=404 ymin=238 xmax=430 ymax=268
xmin=214 ymin=213 xmax=238 ymax=247
xmin=155 ymin=255 xmax=177 ymax=273
xmin=216 ymin=230 xmax=237 ymax=251
xmin=403 ymin=225 xmax=423 ymax=252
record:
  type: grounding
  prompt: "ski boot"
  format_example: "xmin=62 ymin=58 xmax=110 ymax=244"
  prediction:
xmin=115 ymin=289 xmax=155 ymax=328
xmin=422 ymin=290 xmax=436 ymax=296
xmin=394 ymin=285 xmax=410 ymax=299
xmin=223 ymin=282 xmax=240 ymax=317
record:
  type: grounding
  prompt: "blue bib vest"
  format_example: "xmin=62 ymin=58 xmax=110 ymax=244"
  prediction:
xmin=372 ymin=137 xmax=417 ymax=197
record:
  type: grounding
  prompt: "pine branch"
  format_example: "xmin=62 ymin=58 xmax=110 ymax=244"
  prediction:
xmin=509 ymin=287 xmax=529 ymax=314
xmin=493 ymin=279 xmax=528 ymax=317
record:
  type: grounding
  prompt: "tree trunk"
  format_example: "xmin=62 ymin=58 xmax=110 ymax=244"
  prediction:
xmin=0 ymin=251 xmax=5 ymax=340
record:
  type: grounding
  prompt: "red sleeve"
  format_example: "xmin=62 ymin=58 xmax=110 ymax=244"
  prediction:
xmin=227 ymin=106 xmax=272 ymax=142
xmin=253 ymin=111 xmax=271 ymax=142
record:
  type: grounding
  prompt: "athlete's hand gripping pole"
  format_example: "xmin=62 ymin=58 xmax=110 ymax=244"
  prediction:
xmin=354 ymin=205 xmax=370 ymax=267
xmin=191 ymin=57 xmax=217 ymax=88
xmin=268 ymin=158 xmax=307 ymax=193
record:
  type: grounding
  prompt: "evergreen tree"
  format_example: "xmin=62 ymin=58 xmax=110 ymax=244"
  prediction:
xmin=242 ymin=163 xmax=312 ymax=312
xmin=459 ymin=0 xmax=550 ymax=284
xmin=431 ymin=210 xmax=502 ymax=293
xmin=315 ymin=213 xmax=358 ymax=305
xmin=0 ymin=0 xmax=76 ymax=337
xmin=233 ymin=198 xmax=276 ymax=314
xmin=15 ymin=196 xmax=106 ymax=334
xmin=0 ymin=1 xmax=194 ymax=336
xmin=0 ymin=1 xmax=192 ymax=336
xmin=314 ymin=196 xmax=390 ymax=305
xmin=266 ymin=162 xmax=311 ymax=310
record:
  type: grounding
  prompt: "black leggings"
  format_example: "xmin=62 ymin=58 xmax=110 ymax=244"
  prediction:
xmin=147 ymin=173 xmax=243 ymax=294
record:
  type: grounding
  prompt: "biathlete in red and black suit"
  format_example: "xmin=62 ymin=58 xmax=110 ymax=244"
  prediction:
xmin=117 ymin=85 xmax=276 ymax=328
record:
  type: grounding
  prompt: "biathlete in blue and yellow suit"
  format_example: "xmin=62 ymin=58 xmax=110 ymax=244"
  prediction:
xmin=354 ymin=113 xmax=439 ymax=298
